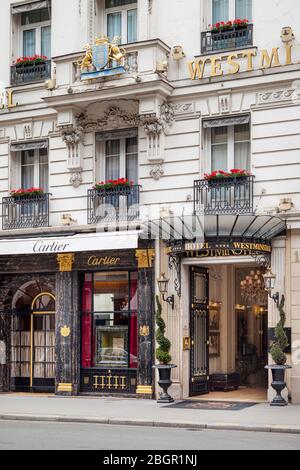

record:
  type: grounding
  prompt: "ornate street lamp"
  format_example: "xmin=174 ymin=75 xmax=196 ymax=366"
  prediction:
xmin=263 ymin=267 xmax=280 ymax=306
xmin=157 ymin=273 xmax=174 ymax=310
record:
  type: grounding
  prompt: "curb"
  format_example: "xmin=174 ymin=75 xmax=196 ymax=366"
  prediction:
xmin=0 ymin=414 xmax=300 ymax=434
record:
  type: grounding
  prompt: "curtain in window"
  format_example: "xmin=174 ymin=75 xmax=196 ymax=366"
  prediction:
xmin=105 ymin=140 xmax=120 ymax=180
xmin=212 ymin=0 xmax=229 ymax=23
xmin=211 ymin=127 xmax=228 ymax=171
xmin=81 ymin=274 xmax=93 ymax=368
xmin=39 ymin=149 xmax=49 ymax=191
xmin=129 ymin=278 xmax=138 ymax=368
xmin=236 ymin=0 xmax=252 ymax=20
xmin=107 ymin=12 xmax=122 ymax=42
xmin=41 ymin=25 xmax=51 ymax=58
xmin=23 ymin=29 xmax=36 ymax=56
xmin=21 ymin=150 xmax=35 ymax=189
xmin=125 ymin=137 xmax=138 ymax=184
xmin=234 ymin=124 xmax=250 ymax=170
xmin=127 ymin=9 xmax=137 ymax=43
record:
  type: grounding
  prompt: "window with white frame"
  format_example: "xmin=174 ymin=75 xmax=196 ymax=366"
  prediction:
xmin=105 ymin=0 xmax=137 ymax=44
xmin=11 ymin=3 xmax=51 ymax=60
xmin=12 ymin=149 xmax=49 ymax=192
xmin=96 ymin=130 xmax=138 ymax=185
xmin=211 ymin=0 xmax=252 ymax=24
xmin=206 ymin=123 xmax=251 ymax=173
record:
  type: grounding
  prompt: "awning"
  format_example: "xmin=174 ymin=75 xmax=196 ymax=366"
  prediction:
xmin=203 ymin=115 xmax=250 ymax=128
xmin=11 ymin=1 xmax=49 ymax=14
xmin=10 ymin=141 xmax=48 ymax=152
xmin=0 ymin=231 xmax=140 ymax=256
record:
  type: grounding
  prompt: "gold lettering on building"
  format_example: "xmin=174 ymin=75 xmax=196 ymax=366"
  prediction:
xmin=0 ymin=90 xmax=18 ymax=110
xmin=87 ymin=255 xmax=121 ymax=266
xmin=259 ymin=47 xmax=281 ymax=69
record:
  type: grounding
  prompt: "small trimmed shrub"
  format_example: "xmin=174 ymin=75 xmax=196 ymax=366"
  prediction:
xmin=270 ymin=295 xmax=289 ymax=365
xmin=155 ymin=295 xmax=171 ymax=365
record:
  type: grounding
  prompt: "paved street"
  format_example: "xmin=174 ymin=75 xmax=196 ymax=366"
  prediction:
xmin=0 ymin=420 xmax=300 ymax=450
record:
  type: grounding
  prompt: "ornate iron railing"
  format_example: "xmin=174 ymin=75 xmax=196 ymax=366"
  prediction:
xmin=11 ymin=60 xmax=51 ymax=85
xmin=194 ymin=176 xmax=254 ymax=215
xmin=87 ymin=185 xmax=140 ymax=225
xmin=201 ymin=24 xmax=253 ymax=54
xmin=2 ymin=193 xmax=51 ymax=230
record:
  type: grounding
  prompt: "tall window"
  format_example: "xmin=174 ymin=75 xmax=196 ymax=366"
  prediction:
xmin=21 ymin=7 xmax=51 ymax=58
xmin=105 ymin=0 xmax=137 ymax=43
xmin=81 ymin=271 xmax=138 ymax=369
xmin=97 ymin=132 xmax=138 ymax=185
xmin=20 ymin=149 xmax=49 ymax=191
xmin=210 ymin=124 xmax=250 ymax=172
xmin=212 ymin=0 xmax=252 ymax=23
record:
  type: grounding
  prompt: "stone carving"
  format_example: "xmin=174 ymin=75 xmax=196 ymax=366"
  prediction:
xmin=69 ymin=172 xmax=83 ymax=188
xmin=173 ymin=102 xmax=195 ymax=115
xmin=77 ymin=106 xmax=140 ymax=132
xmin=143 ymin=118 xmax=163 ymax=136
xmin=257 ymin=89 xmax=296 ymax=105
xmin=61 ymin=126 xmax=83 ymax=146
xmin=160 ymin=102 xmax=175 ymax=125
xmin=150 ymin=163 xmax=164 ymax=180
xmin=23 ymin=123 xmax=32 ymax=139
xmin=219 ymin=94 xmax=231 ymax=114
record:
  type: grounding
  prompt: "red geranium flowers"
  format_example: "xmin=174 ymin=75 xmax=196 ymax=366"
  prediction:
xmin=14 ymin=55 xmax=48 ymax=66
xmin=204 ymin=169 xmax=252 ymax=181
xmin=10 ymin=187 xmax=44 ymax=197
xmin=93 ymin=178 xmax=134 ymax=190
xmin=209 ymin=18 xmax=249 ymax=32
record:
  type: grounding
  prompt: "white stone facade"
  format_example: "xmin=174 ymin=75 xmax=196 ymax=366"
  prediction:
xmin=1 ymin=0 xmax=300 ymax=402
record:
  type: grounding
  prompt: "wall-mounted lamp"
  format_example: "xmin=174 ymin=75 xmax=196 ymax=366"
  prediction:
xmin=157 ymin=273 xmax=174 ymax=310
xmin=263 ymin=267 xmax=280 ymax=306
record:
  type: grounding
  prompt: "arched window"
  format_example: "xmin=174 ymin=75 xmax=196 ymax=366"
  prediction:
xmin=31 ymin=292 xmax=55 ymax=313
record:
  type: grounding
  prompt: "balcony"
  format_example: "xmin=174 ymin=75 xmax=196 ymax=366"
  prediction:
xmin=87 ymin=185 xmax=140 ymax=225
xmin=11 ymin=60 xmax=51 ymax=86
xmin=2 ymin=193 xmax=50 ymax=230
xmin=194 ymin=176 xmax=254 ymax=216
xmin=201 ymin=24 xmax=253 ymax=54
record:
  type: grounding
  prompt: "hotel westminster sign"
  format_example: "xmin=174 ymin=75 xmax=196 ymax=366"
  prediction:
xmin=188 ymin=27 xmax=298 ymax=80
xmin=167 ymin=241 xmax=272 ymax=259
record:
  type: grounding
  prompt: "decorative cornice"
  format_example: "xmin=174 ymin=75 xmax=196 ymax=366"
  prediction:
xmin=57 ymin=253 xmax=75 ymax=272
xmin=257 ymin=88 xmax=298 ymax=105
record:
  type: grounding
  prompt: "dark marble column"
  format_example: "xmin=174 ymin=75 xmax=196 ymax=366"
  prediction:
xmin=136 ymin=248 xmax=155 ymax=397
xmin=55 ymin=254 xmax=80 ymax=396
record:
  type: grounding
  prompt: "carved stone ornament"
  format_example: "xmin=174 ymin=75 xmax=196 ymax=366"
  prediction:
xmin=257 ymin=89 xmax=296 ymax=105
xmin=160 ymin=102 xmax=175 ymax=125
xmin=142 ymin=118 xmax=163 ymax=136
xmin=77 ymin=107 xmax=140 ymax=132
xmin=135 ymin=249 xmax=155 ymax=268
xmin=150 ymin=163 xmax=164 ymax=180
xmin=70 ymin=172 xmax=83 ymax=188
xmin=61 ymin=126 xmax=84 ymax=147
xmin=57 ymin=253 xmax=75 ymax=272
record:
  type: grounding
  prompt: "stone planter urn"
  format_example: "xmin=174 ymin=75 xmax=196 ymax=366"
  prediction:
xmin=153 ymin=364 xmax=177 ymax=404
xmin=265 ymin=364 xmax=292 ymax=406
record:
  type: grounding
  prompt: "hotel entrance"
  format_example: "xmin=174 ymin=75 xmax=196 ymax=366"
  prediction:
xmin=189 ymin=262 xmax=269 ymax=401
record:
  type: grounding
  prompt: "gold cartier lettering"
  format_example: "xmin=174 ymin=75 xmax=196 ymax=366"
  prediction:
xmin=87 ymin=255 xmax=121 ymax=266
xmin=227 ymin=54 xmax=240 ymax=74
xmin=260 ymin=48 xmax=281 ymax=68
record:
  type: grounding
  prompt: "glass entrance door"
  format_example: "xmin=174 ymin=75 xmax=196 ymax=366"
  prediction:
xmin=31 ymin=313 xmax=55 ymax=391
xmin=190 ymin=267 xmax=210 ymax=396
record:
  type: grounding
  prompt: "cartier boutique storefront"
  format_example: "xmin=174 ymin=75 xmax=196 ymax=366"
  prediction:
xmin=0 ymin=232 xmax=155 ymax=397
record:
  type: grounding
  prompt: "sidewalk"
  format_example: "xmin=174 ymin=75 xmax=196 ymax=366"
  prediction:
xmin=0 ymin=393 xmax=300 ymax=434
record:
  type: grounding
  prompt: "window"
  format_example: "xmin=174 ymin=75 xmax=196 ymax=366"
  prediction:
xmin=20 ymin=7 xmax=51 ymax=58
xmin=97 ymin=132 xmax=138 ymax=185
xmin=81 ymin=271 xmax=138 ymax=369
xmin=212 ymin=0 xmax=252 ymax=23
xmin=105 ymin=0 xmax=137 ymax=43
xmin=209 ymin=123 xmax=250 ymax=172
xmin=19 ymin=148 xmax=49 ymax=191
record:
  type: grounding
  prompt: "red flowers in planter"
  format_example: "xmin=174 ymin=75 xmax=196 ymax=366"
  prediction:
xmin=204 ymin=169 xmax=252 ymax=181
xmin=14 ymin=55 xmax=48 ymax=66
xmin=93 ymin=178 xmax=134 ymax=190
xmin=10 ymin=187 xmax=44 ymax=197
xmin=209 ymin=18 xmax=249 ymax=32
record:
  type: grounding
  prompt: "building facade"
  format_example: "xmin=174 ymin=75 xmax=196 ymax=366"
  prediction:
xmin=0 ymin=0 xmax=300 ymax=403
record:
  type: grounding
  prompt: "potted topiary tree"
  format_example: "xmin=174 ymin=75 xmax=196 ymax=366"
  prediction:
xmin=265 ymin=295 xmax=291 ymax=406
xmin=153 ymin=295 xmax=177 ymax=403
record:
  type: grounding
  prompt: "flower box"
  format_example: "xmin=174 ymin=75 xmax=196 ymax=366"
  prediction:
xmin=210 ymin=19 xmax=249 ymax=33
xmin=14 ymin=55 xmax=48 ymax=68
xmin=10 ymin=188 xmax=45 ymax=199
xmin=93 ymin=178 xmax=134 ymax=192
xmin=204 ymin=170 xmax=252 ymax=183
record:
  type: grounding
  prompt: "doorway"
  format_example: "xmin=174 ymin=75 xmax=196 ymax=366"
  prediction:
xmin=11 ymin=285 xmax=56 ymax=393
xmin=189 ymin=263 xmax=268 ymax=401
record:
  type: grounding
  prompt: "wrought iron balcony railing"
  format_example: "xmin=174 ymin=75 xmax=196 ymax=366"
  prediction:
xmin=11 ymin=60 xmax=51 ymax=86
xmin=2 ymin=193 xmax=50 ymax=230
xmin=87 ymin=185 xmax=140 ymax=225
xmin=201 ymin=24 xmax=253 ymax=54
xmin=194 ymin=176 xmax=254 ymax=215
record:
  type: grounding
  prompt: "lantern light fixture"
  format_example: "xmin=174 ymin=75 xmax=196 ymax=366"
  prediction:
xmin=263 ymin=267 xmax=280 ymax=306
xmin=157 ymin=273 xmax=175 ymax=310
